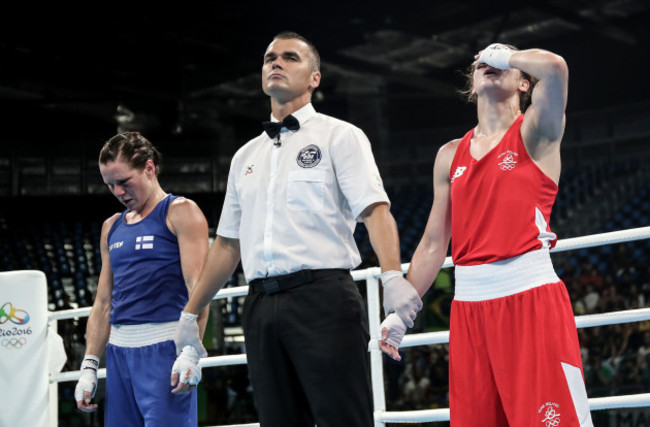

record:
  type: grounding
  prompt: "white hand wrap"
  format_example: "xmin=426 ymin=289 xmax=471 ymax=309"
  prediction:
xmin=74 ymin=355 xmax=100 ymax=404
xmin=381 ymin=313 xmax=407 ymax=349
xmin=381 ymin=270 xmax=422 ymax=328
xmin=171 ymin=345 xmax=202 ymax=386
xmin=478 ymin=43 xmax=514 ymax=70
xmin=173 ymin=312 xmax=207 ymax=358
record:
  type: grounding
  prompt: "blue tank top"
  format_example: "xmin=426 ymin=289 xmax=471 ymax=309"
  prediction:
xmin=107 ymin=194 xmax=187 ymax=324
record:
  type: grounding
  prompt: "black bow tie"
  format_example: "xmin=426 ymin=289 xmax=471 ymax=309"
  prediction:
xmin=262 ymin=115 xmax=300 ymax=139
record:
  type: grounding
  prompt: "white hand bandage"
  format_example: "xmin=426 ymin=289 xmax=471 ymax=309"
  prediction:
xmin=74 ymin=355 xmax=100 ymax=407
xmin=381 ymin=270 xmax=422 ymax=328
xmin=381 ymin=313 xmax=407 ymax=349
xmin=171 ymin=345 xmax=202 ymax=386
xmin=173 ymin=311 xmax=207 ymax=357
xmin=478 ymin=43 xmax=514 ymax=70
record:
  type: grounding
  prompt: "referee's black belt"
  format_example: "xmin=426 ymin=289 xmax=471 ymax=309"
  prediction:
xmin=249 ymin=268 xmax=349 ymax=295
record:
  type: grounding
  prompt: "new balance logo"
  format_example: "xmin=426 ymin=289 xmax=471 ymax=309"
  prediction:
xmin=135 ymin=235 xmax=154 ymax=250
xmin=451 ymin=166 xmax=467 ymax=183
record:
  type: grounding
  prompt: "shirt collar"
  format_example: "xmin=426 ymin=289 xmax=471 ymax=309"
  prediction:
xmin=268 ymin=102 xmax=316 ymax=126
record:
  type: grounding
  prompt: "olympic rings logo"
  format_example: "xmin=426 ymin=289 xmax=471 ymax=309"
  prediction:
xmin=0 ymin=302 xmax=30 ymax=325
xmin=2 ymin=337 xmax=27 ymax=349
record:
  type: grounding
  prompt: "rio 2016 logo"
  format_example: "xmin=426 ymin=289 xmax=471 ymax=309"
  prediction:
xmin=0 ymin=302 xmax=30 ymax=325
xmin=0 ymin=303 xmax=32 ymax=350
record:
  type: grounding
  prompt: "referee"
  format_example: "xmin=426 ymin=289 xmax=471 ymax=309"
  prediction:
xmin=170 ymin=31 xmax=421 ymax=427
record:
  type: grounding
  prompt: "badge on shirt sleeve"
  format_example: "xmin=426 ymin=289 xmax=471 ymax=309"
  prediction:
xmin=296 ymin=145 xmax=322 ymax=168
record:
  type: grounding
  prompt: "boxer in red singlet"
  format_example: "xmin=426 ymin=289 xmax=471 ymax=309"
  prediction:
xmin=379 ymin=44 xmax=594 ymax=426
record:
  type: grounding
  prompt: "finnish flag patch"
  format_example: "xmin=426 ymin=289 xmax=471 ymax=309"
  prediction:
xmin=135 ymin=235 xmax=154 ymax=250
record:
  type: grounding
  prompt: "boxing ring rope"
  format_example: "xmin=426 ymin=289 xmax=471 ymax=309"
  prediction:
xmin=48 ymin=225 xmax=650 ymax=426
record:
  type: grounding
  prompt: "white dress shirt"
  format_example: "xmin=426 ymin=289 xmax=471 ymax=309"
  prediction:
xmin=217 ymin=103 xmax=390 ymax=282
xmin=217 ymin=104 xmax=389 ymax=282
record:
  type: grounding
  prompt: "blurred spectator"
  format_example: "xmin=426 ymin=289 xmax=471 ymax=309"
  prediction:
xmin=625 ymin=283 xmax=645 ymax=309
xmin=618 ymin=356 xmax=641 ymax=394
xmin=584 ymin=352 xmax=615 ymax=396
xmin=576 ymin=284 xmax=600 ymax=314
xmin=637 ymin=330 xmax=650 ymax=365
xmin=640 ymin=353 xmax=650 ymax=389
xmin=578 ymin=262 xmax=604 ymax=290
xmin=596 ymin=281 xmax=626 ymax=313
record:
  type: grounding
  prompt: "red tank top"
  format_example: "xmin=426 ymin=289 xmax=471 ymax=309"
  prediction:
xmin=449 ymin=114 xmax=558 ymax=266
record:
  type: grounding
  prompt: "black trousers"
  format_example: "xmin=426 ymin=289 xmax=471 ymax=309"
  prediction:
xmin=242 ymin=269 xmax=374 ymax=427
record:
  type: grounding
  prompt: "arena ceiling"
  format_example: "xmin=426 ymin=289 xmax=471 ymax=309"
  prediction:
xmin=1 ymin=0 xmax=649 ymax=144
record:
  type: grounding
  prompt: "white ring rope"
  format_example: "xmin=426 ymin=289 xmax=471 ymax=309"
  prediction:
xmin=48 ymin=226 xmax=650 ymax=424
xmin=377 ymin=395 xmax=650 ymax=423
xmin=552 ymin=225 xmax=650 ymax=252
